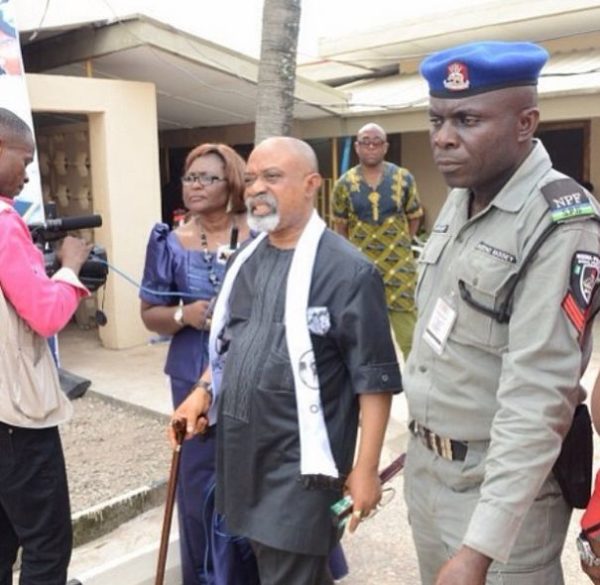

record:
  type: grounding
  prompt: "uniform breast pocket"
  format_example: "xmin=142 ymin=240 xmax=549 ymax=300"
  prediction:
xmin=453 ymin=249 xmax=515 ymax=350
xmin=415 ymin=233 xmax=451 ymax=304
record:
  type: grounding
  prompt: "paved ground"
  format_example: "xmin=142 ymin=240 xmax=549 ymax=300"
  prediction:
xmin=57 ymin=323 xmax=600 ymax=584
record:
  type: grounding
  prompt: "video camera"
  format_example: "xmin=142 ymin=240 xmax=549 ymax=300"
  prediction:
xmin=28 ymin=213 xmax=109 ymax=292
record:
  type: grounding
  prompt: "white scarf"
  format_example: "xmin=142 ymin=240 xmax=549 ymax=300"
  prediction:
xmin=209 ymin=210 xmax=339 ymax=478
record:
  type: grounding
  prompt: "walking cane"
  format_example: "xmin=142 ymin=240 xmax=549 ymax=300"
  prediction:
xmin=154 ymin=418 xmax=187 ymax=585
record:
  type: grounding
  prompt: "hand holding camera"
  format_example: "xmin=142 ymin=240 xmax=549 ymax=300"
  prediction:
xmin=29 ymin=213 xmax=109 ymax=292
xmin=56 ymin=236 xmax=93 ymax=274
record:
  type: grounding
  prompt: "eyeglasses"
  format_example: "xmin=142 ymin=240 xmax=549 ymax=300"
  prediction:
xmin=356 ymin=138 xmax=386 ymax=148
xmin=181 ymin=173 xmax=226 ymax=186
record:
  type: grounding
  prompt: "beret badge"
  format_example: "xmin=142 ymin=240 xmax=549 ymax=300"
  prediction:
xmin=443 ymin=62 xmax=470 ymax=92
xmin=420 ymin=41 xmax=549 ymax=98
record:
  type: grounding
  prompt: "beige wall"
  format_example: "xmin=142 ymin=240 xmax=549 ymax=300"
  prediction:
xmin=160 ymin=92 xmax=600 ymax=149
xmin=26 ymin=74 xmax=161 ymax=349
xmin=402 ymin=131 xmax=448 ymax=232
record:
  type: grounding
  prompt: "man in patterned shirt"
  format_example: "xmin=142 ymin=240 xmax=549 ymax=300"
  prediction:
xmin=332 ymin=123 xmax=424 ymax=358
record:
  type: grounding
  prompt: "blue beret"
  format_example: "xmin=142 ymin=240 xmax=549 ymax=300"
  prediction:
xmin=420 ymin=41 xmax=549 ymax=98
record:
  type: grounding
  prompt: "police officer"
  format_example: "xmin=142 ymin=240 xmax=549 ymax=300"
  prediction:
xmin=403 ymin=41 xmax=600 ymax=584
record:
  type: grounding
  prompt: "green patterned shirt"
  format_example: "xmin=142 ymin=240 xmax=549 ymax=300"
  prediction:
xmin=332 ymin=162 xmax=423 ymax=311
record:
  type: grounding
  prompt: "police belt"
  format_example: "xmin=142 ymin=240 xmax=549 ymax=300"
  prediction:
xmin=409 ymin=420 xmax=468 ymax=462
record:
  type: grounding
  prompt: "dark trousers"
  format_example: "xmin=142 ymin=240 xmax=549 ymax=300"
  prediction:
xmin=171 ymin=377 xmax=344 ymax=585
xmin=173 ymin=377 xmax=262 ymax=585
xmin=172 ymin=377 xmax=217 ymax=585
xmin=0 ymin=423 xmax=72 ymax=585
xmin=250 ymin=541 xmax=334 ymax=585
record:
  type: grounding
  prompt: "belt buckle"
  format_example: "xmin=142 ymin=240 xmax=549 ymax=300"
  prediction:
xmin=411 ymin=420 xmax=454 ymax=461
xmin=433 ymin=432 xmax=445 ymax=459
xmin=440 ymin=437 xmax=453 ymax=460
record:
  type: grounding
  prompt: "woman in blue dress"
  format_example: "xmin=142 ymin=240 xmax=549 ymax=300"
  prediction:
xmin=140 ymin=143 xmax=257 ymax=585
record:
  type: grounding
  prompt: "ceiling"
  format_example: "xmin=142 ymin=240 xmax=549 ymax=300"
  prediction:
xmin=19 ymin=5 xmax=600 ymax=131
xmin=20 ymin=14 xmax=348 ymax=131
xmin=298 ymin=0 xmax=600 ymax=85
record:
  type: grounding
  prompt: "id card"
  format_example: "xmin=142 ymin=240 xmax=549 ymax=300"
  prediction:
xmin=423 ymin=297 xmax=457 ymax=355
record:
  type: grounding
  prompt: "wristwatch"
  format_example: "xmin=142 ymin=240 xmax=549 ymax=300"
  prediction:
xmin=173 ymin=305 xmax=185 ymax=326
xmin=577 ymin=532 xmax=600 ymax=567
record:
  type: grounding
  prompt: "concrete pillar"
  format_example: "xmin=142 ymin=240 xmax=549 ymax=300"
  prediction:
xmin=402 ymin=131 xmax=448 ymax=231
xmin=27 ymin=73 xmax=161 ymax=348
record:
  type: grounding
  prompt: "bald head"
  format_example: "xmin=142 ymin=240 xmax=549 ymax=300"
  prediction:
xmin=357 ymin=123 xmax=387 ymax=141
xmin=354 ymin=123 xmax=389 ymax=168
xmin=254 ymin=136 xmax=319 ymax=173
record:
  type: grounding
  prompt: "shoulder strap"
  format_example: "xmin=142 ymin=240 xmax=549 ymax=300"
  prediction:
xmin=477 ymin=179 xmax=600 ymax=323
xmin=541 ymin=178 xmax=597 ymax=224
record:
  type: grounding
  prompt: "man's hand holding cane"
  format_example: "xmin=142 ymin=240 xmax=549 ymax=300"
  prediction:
xmin=168 ymin=377 xmax=212 ymax=448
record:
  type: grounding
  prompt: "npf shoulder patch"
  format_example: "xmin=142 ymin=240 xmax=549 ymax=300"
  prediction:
xmin=561 ymin=251 xmax=600 ymax=335
xmin=542 ymin=178 xmax=596 ymax=223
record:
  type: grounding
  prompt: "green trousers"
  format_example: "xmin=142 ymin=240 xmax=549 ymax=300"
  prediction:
xmin=388 ymin=309 xmax=416 ymax=360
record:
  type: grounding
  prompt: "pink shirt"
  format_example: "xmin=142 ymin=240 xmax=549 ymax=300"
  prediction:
xmin=0 ymin=196 xmax=89 ymax=337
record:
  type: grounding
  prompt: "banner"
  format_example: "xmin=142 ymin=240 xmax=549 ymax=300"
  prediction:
xmin=0 ymin=0 xmax=43 ymax=222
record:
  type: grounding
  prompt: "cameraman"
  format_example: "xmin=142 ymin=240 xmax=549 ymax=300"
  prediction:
xmin=0 ymin=108 xmax=91 ymax=585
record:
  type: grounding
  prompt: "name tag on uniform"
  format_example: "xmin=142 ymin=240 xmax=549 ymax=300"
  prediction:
xmin=423 ymin=297 xmax=457 ymax=355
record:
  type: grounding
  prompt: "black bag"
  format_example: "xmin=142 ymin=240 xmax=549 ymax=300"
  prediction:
xmin=552 ymin=403 xmax=593 ymax=509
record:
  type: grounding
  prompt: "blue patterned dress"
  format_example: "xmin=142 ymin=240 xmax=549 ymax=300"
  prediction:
xmin=140 ymin=223 xmax=258 ymax=585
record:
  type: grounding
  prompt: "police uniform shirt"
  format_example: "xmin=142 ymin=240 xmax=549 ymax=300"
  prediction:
xmin=404 ymin=140 xmax=600 ymax=561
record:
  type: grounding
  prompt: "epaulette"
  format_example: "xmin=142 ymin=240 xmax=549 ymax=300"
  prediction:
xmin=541 ymin=178 xmax=598 ymax=224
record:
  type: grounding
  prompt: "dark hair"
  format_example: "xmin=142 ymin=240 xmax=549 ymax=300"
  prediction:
xmin=581 ymin=181 xmax=595 ymax=194
xmin=184 ymin=143 xmax=246 ymax=213
xmin=0 ymin=108 xmax=32 ymax=140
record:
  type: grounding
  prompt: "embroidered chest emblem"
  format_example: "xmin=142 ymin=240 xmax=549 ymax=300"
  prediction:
xmin=368 ymin=191 xmax=381 ymax=222
xmin=443 ymin=62 xmax=470 ymax=92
